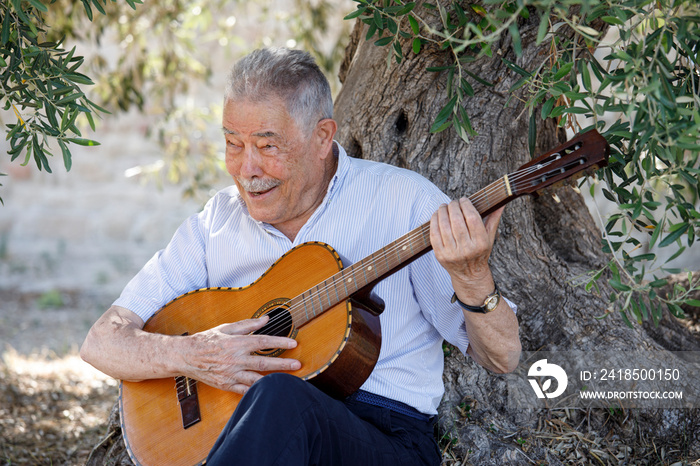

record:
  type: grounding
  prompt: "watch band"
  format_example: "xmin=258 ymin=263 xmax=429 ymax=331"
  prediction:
xmin=451 ymin=282 xmax=501 ymax=314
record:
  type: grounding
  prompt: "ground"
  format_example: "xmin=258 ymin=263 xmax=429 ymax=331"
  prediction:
xmin=0 ymin=289 xmax=118 ymax=465
xmin=2 ymin=288 xmax=699 ymax=465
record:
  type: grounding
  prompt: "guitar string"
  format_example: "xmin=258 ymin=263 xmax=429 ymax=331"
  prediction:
xmin=257 ymin=155 xmax=579 ymax=337
xmin=258 ymin=154 xmax=581 ymax=337
xmin=257 ymin=154 xmax=581 ymax=336
xmin=469 ymin=153 xmax=572 ymax=206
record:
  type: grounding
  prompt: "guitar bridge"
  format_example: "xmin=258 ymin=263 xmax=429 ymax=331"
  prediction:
xmin=175 ymin=332 xmax=201 ymax=429
xmin=175 ymin=375 xmax=201 ymax=429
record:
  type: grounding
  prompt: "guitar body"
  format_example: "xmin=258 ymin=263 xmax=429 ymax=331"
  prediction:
xmin=119 ymin=242 xmax=382 ymax=466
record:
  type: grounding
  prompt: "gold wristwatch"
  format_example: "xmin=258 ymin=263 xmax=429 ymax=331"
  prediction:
xmin=451 ymin=282 xmax=501 ymax=314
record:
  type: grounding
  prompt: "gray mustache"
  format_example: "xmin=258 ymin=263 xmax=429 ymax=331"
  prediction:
xmin=237 ymin=177 xmax=282 ymax=192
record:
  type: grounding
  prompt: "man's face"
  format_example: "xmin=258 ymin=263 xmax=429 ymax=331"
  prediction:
xmin=222 ymin=96 xmax=334 ymax=238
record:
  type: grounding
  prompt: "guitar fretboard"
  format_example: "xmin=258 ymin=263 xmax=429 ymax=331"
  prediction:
xmin=287 ymin=175 xmax=512 ymax=326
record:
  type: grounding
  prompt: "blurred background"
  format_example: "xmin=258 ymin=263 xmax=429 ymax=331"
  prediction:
xmin=0 ymin=1 xmax=352 ymax=463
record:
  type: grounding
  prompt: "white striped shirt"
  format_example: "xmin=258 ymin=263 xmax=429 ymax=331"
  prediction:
xmin=114 ymin=142 xmax=516 ymax=415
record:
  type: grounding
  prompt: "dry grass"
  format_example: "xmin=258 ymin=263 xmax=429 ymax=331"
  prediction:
xmin=0 ymin=349 xmax=118 ymax=465
xmin=437 ymin=401 xmax=700 ymax=465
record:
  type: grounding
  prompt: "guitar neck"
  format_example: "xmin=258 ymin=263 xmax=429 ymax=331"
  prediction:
xmin=289 ymin=176 xmax=513 ymax=326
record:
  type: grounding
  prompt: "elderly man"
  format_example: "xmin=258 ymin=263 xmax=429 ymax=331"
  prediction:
xmin=81 ymin=47 xmax=521 ymax=466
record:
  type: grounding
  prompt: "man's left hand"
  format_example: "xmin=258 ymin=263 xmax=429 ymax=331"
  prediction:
xmin=429 ymin=198 xmax=503 ymax=304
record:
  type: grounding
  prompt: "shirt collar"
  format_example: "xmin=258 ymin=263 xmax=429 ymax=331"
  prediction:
xmin=325 ymin=140 xmax=349 ymax=202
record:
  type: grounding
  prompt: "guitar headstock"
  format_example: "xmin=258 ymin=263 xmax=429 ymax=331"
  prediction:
xmin=510 ymin=129 xmax=610 ymax=196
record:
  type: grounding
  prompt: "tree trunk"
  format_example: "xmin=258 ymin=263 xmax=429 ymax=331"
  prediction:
xmin=89 ymin=2 xmax=699 ymax=464
xmin=333 ymin=4 xmax=700 ymax=465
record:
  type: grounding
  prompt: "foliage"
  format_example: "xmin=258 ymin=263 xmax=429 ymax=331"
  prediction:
xmin=3 ymin=0 xmax=698 ymax=325
xmin=344 ymin=0 xmax=700 ymax=325
xmin=0 ymin=0 xmax=120 ymax=204
xmin=1 ymin=0 xmax=352 ymax=202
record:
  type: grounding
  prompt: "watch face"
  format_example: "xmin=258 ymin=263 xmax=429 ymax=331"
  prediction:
xmin=485 ymin=295 xmax=499 ymax=312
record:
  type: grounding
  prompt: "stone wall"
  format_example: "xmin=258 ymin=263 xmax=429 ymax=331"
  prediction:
xmin=0 ymin=111 xmax=202 ymax=297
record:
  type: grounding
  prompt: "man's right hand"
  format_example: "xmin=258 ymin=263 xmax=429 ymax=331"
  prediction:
xmin=80 ymin=306 xmax=301 ymax=395
xmin=183 ymin=315 xmax=301 ymax=394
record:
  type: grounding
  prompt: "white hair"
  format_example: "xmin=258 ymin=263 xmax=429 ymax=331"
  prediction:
xmin=224 ymin=47 xmax=333 ymax=134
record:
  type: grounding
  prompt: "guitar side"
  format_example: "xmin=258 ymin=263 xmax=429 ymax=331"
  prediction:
xmin=119 ymin=242 xmax=381 ymax=466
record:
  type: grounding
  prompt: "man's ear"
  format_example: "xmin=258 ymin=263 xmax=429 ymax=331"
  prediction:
xmin=314 ymin=118 xmax=338 ymax=158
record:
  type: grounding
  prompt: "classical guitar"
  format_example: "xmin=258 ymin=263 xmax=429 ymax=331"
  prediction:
xmin=119 ymin=129 xmax=609 ymax=465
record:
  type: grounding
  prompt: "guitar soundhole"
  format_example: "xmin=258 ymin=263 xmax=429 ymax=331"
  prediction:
xmin=252 ymin=306 xmax=296 ymax=357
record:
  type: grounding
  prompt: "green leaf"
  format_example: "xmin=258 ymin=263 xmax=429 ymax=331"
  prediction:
xmin=638 ymin=297 xmax=649 ymax=321
xmin=67 ymin=138 xmax=100 ymax=146
xmin=651 ymin=301 xmax=662 ymax=327
xmin=502 ymin=58 xmax=530 ymax=77
xmin=536 ymin=13 xmax=549 ymax=45
xmin=431 ymin=94 xmax=458 ymax=131
xmin=59 ymin=140 xmax=72 ymax=171
xmin=85 ymin=111 xmax=96 ymax=131
xmin=619 ymin=310 xmax=634 ymax=328
xmin=365 ymin=23 xmax=377 ymax=40
xmin=658 ymin=223 xmax=689 ymax=248
xmin=56 ymin=93 xmax=83 ymax=106
xmin=409 ymin=15 xmax=419 ymax=35
xmin=648 ymin=216 xmax=664 ymax=249
xmin=412 ymin=38 xmax=421 ymax=54
xmin=578 ymin=60 xmax=592 ymax=91
xmin=528 ymin=111 xmax=536 ymax=158
xmin=387 ymin=17 xmax=398 ymax=35
xmin=552 ymin=62 xmax=574 ymax=81
xmin=426 ymin=65 xmax=454 ymax=72
xmin=508 ymin=23 xmax=522 ymax=57
xmin=601 ymin=16 xmax=625 ymax=26
xmin=374 ymin=36 xmax=393 ymax=47
xmin=630 ymin=299 xmax=642 ymax=324
xmin=610 ymin=278 xmax=631 ymax=292
xmin=471 ymin=4 xmax=487 ymax=16
xmin=373 ymin=9 xmax=383 ymax=30
xmin=343 ymin=8 xmax=366 ymax=20
xmin=29 ymin=0 xmax=49 ymax=13
xmin=541 ymin=97 xmax=555 ymax=120
xmin=509 ymin=74 xmax=530 ymax=93
xmin=80 ymin=0 xmax=94 ymax=21
xmin=666 ymin=246 xmax=686 ymax=263
xmin=91 ymin=0 xmax=106 ymax=15
xmin=65 ymin=73 xmax=94 ymax=85
xmin=1 ymin=10 xmax=11 ymax=45
xmin=429 ymin=118 xmax=452 ymax=134
xmin=667 ymin=303 xmax=686 ymax=319
xmin=460 ymin=78 xmax=474 ymax=97
xmin=463 ymin=70 xmax=493 ymax=87
xmin=395 ymin=2 xmax=416 ymax=16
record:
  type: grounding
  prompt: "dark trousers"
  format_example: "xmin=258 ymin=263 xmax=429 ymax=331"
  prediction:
xmin=206 ymin=373 xmax=441 ymax=466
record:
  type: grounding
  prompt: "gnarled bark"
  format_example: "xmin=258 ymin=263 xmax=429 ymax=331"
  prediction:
xmin=334 ymin=4 xmax=699 ymax=464
xmin=89 ymin=3 xmax=699 ymax=464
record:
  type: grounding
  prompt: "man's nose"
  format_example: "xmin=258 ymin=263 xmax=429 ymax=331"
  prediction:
xmin=239 ymin=148 xmax=264 ymax=179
